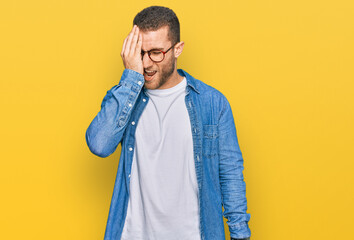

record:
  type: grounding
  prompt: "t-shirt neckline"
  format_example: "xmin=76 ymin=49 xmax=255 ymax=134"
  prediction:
xmin=145 ymin=77 xmax=186 ymax=96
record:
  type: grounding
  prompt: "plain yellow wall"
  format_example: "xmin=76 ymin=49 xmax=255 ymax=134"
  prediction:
xmin=1 ymin=0 xmax=353 ymax=239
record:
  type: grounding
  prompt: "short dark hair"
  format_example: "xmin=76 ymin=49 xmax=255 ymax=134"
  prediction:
xmin=133 ymin=6 xmax=180 ymax=44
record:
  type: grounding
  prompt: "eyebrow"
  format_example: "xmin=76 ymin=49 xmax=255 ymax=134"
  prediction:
xmin=141 ymin=47 xmax=165 ymax=51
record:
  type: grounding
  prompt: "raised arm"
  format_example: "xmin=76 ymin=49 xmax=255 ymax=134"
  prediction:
xmin=85 ymin=25 xmax=144 ymax=157
xmin=85 ymin=69 xmax=144 ymax=157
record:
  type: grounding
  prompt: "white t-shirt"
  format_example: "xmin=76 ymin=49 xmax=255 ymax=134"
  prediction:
xmin=121 ymin=77 xmax=201 ymax=240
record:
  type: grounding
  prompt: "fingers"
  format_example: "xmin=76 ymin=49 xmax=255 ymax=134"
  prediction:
xmin=121 ymin=37 xmax=127 ymax=56
xmin=120 ymin=25 xmax=143 ymax=74
xmin=120 ymin=27 xmax=134 ymax=57
xmin=121 ymin=26 xmax=134 ymax=57
xmin=131 ymin=26 xmax=140 ymax=54
xmin=135 ymin=33 xmax=142 ymax=56
xmin=124 ymin=25 xmax=138 ymax=56
xmin=121 ymin=25 xmax=141 ymax=58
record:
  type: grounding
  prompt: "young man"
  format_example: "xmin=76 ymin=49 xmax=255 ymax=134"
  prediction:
xmin=86 ymin=6 xmax=251 ymax=240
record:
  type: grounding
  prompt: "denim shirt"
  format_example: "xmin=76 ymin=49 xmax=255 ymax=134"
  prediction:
xmin=85 ymin=69 xmax=251 ymax=240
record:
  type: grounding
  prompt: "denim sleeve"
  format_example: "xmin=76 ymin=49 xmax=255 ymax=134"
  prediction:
xmin=85 ymin=69 xmax=144 ymax=158
xmin=218 ymin=96 xmax=251 ymax=239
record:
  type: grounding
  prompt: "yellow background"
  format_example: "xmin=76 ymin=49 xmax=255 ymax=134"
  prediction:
xmin=1 ymin=0 xmax=353 ymax=239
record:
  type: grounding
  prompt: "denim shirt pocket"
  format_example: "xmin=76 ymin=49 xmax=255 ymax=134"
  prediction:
xmin=202 ymin=124 xmax=219 ymax=158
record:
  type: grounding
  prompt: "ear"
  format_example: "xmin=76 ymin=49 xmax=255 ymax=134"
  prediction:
xmin=174 ymin=41 xmax=184 ymax=58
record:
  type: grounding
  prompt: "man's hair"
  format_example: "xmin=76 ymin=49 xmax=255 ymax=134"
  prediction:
xmin=133 ymin=6 xmax=180 ymax=44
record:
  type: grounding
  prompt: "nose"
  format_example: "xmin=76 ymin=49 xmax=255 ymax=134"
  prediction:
xmin=142 ymin=52 xmax=153 ymax=69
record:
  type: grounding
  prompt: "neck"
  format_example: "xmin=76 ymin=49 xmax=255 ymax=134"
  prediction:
xmin=160 ymin=68 xmax=184 ymax=89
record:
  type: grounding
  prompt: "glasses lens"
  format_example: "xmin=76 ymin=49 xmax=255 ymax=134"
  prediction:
xmin=149 ymin=51 xmax=164 ymax=62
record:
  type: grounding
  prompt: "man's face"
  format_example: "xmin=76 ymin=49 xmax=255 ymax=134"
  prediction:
xmin=140 ymin=26 xmax=176 ymax=90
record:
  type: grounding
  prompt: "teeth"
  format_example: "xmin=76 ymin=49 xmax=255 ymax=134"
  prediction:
xmin=145 ymin=70 xmax=155 ymax=73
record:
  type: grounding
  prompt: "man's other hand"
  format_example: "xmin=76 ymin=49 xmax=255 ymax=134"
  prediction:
xmin=121 ymin=25 xmax=143 ymax=75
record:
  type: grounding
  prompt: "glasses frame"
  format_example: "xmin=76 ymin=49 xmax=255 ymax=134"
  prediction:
xmin=141 ymin=42 xmax=178 ymax=63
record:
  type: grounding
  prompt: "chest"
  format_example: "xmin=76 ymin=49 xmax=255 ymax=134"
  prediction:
xmin=136 ymin=92 xmax=192 ymax=146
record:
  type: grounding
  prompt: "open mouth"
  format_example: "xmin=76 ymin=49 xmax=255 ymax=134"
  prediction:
xmin=144 ymin=70 xmax=157 ymax=81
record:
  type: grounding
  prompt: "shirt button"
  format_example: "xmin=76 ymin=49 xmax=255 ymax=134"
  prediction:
xmin=129 ymin=147 xmax=133 ymax=151
xmin=131 ymin=121 xmax=135 ymax=125
xmin=138 ymin=81 xmax=142 ymax=85
xmin=143 ymin=98 xmax=146 ymax=102
xmin=128 ymin=174 xmax=131 ymax=178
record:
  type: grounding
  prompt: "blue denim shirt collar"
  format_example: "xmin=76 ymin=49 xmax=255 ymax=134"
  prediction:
xmin=177 ymin=69 xmax=200 ymax=94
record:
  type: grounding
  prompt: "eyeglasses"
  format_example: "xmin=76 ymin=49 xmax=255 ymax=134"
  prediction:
xmin=141 ymin=43 xmax=177 ymax=63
